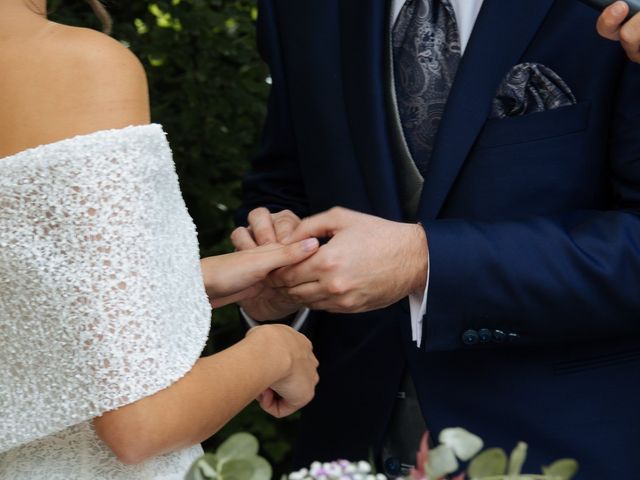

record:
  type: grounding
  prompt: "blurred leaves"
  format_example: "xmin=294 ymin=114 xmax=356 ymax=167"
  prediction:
xmin=468 ymin=448 xmax=508 ymax=479
xmin=542 ymin=459 xmax=579 ymax=480
xmin=413 ymin=428 xmax=578 ymax=480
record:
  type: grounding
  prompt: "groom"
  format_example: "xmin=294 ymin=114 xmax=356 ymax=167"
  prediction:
xmin=235 ymin=0 xmax=640 ymax=478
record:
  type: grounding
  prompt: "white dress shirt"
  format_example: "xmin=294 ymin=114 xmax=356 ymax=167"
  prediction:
xmin=244 ymin=0 xmax=485 ymax=347
xmin=392 ymin=0 xmax=484 ymax=54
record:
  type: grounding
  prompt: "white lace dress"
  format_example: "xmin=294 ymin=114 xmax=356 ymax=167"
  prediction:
xmin=0 ymin=125 xmax=212 ymax=479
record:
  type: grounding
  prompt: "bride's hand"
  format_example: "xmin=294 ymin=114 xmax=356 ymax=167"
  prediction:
xmin=200 ymin=238 xmax=319 ymax=308
xmin=244 ymin=324 xmax=319 ymax=418
xmin=231 ymin=208 xmax=307 ymax=320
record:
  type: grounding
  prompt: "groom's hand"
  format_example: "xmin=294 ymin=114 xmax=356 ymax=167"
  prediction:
xmin=597 ymin=1 xmax=640 ymax=63
xmin=201 ymin=238 xmax=319 ymax=308
xmin=273 ymin=207 xmax=428 ymax=313
xmin=231 ymin=208 xmax=306 ymax=320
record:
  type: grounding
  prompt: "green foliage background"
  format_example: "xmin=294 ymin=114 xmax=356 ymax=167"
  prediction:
xmin=49 ymin=0 xmax=298 ymax=475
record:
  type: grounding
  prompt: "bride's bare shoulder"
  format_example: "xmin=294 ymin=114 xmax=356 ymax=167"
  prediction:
xmin=42 ymin=23 xmax=150 ymax=125
xmin=0 ymin=23 xmax=150 ymax=156
xmin=46 ymin=24 xmax=142 ymax=74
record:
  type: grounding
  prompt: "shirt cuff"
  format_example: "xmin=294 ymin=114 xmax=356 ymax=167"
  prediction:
xmin=240 ymin=307 xmax=311 ymax=331
xmin=409 ymin=263 xmax=430 ymax=348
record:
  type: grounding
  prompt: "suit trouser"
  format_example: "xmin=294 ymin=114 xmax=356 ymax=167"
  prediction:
xmin=379 ymin=369 xmax=426 ymax=477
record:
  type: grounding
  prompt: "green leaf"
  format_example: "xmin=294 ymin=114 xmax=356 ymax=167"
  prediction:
xmin=185 ymin=453 xmax=219 ymax=480
xmin=217 ymin=433 xmax=260 ymax=463
xmin=542 ymin=459 xmax=579 ymax=480
xmin=468 ymin=448 xmax=508 ymax=479
xmin=246 ymin=456 xmax=273 ymax=480
xmin=426 ymin=445 xmax=459 ymax=478
xmin=220 ymin=459 xmax=254 ymax=480
xmin=220 ymin=457 xmax=272 ymax=480
xmin=439 ymin=428 xmax=484 ymax=461
xmin=507 ymin=442 xmax=528 ymax=475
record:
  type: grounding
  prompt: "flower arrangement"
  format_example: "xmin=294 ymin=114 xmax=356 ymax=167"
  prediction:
xmin=186 ymin=428 xmax=578 ymax=480
xmin=288 ymin=428 xmax=578 ymax=480
xmin=288 ymin=460 xmax=386 ymax=480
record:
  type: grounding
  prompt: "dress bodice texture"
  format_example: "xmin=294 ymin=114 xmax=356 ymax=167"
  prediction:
xmin=0 ymin=421 xmax=203 ymax=480
xmin=0 ymin=125 xmax=211 ymax=479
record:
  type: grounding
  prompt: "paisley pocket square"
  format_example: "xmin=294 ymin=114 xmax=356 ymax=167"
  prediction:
xmin=491 ymin=63 xmax=577 ymax=119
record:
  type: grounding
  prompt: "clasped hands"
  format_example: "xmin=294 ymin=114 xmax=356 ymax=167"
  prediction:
xmin=229 ymin=207 xmax=429 ymax=321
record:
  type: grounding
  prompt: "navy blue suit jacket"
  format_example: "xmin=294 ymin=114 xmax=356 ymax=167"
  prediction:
xmin=239 ymin=0 xmax=640 ymax=477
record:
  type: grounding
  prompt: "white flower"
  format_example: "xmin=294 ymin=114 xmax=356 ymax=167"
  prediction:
xmin=344 ymin=464 xmax=357 ymax=474
xmin=289 ymin=469 xmax=309 ymax=480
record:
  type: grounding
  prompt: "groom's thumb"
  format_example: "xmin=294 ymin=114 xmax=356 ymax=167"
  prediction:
xmin=282 ymin=207 xmax=348 ymax=244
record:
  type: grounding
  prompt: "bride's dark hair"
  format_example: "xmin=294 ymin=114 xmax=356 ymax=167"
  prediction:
xmin=85 ymin=0 xmax=112 ymax=34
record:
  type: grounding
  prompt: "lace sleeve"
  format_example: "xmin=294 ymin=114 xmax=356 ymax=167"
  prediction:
xmin=0 ymin=125 xmax=212 ymax=453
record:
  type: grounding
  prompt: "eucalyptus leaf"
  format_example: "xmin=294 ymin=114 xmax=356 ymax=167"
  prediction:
xmin=220 ymin=457 xmax=272 ymax=480
xmin=185 ymin=453 xmax=219 ymax=480
xmin=217 ymin=433 xmax=260 ymax=463
xmin=246 ymin=456 xmax=273 ymax=480
xmin=468 ymin=448 xmax=508 ymax=479
xmin=439 ymin=428 xmax=484 ymax=461
xmin=507 ymin=442 xmax=528 ymax=475
xmin=426 ymin=445 xmax=459 ymax=478
xmin=220 ymin=459 xmax=255 ymax=480
xmin=542 ymin=459 xmax=579 ymax=480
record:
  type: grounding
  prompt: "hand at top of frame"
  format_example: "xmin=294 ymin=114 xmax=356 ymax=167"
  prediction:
xmin=271 ymin=207 xmax=428 ymax=314
xmin=229 ymin=208 xmax=307 ymax=320
xmin=597 ymin=1 xmax=640 ymax=63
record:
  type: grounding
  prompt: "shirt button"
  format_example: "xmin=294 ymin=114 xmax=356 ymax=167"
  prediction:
xmin=384 ymin=457 xmax=401 ymax=476
xmin=508 ymin=332 xmax=521 ymax=342
xmin=493 ymin=329 xmax=507 ymax=343
xmin=462 ymin=329 xmax=479 ymax=345
xmin=478 ymin=328 xmax=492 ymax=343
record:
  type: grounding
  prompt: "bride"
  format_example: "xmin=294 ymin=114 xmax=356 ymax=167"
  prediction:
xmin=0 ymin=1 xmax=320 ymax=478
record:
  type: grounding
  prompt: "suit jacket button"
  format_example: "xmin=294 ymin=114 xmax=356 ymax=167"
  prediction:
xmin=384 ymin=457 xmax=401 ymax=476
xmin=493 ymin=329 xmax=507 ymax=343
xmin=462 ymin=329 xmax=479 ymax=345
xmin=478 ymin=329 xmax=492 ymax=343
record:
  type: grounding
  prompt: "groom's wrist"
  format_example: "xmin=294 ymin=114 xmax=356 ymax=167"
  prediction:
xmin=408 ymin=223 xmax=429 ymax=294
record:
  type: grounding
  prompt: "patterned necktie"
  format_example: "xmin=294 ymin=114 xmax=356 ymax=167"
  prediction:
xmin=393 ymin=0 xmax=461 ymax=176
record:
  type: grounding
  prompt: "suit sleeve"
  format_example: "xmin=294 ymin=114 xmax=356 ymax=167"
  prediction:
xmin=421 ymin=61 xmax=640 ymax=352
xmin=236 ymin=0 xmax=310 ymax=225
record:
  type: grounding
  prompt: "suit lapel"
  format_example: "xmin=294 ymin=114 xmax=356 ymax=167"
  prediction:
xmin=339 ymin=0 xmax=404 ymax=221
xmin=417 ymin=0 xmax=556 ymax=220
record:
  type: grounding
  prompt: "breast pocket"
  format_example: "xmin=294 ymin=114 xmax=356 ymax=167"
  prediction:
xmin=475 ymin=101 xmax=591 ymax=149
xmin=446 ymin=101 xmax=598 ymax=219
